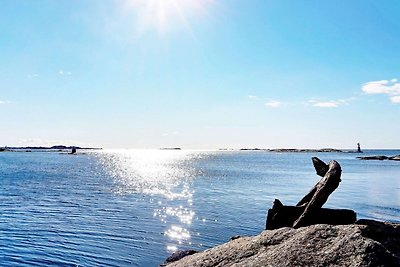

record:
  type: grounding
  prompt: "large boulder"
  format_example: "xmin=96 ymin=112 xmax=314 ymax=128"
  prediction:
xmin=166 ymin=220 xmax=399 ymax=267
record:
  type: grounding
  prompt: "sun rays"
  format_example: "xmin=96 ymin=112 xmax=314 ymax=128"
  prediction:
xmin=121 ymin=0 xmax=214 ymax=35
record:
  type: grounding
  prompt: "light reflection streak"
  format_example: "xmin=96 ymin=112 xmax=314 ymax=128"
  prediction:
xmin=96 ymin=149 xmax=205 ymax=252
xmin=97 ymin=149 xmax=197 ymax=197
xmin=165 ymin=225 xmax=191 ymax=241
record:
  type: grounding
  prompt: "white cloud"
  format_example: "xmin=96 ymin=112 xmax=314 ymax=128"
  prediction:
xmin=306 ymin=96 xmax=357 ymax=108
xmin=59 ymin=70 xmax=72 ymax=76
xmin=308 ymin=100 xmax=340 ymax=108
xmin=247 ymin=95 xmax=257 ymax=99
xmin=162 ymin=131 xmax=180 ymax=137
xmin=265 ymin=100 xmax=284 ymax=108
xmin=362 ymin=79 xmax=400 ymax=103
xmin=390 ymin=95 xmax=400 ymax=103
xmin=0 ymin=100 xmax=11 ymax=105
xmin=28 ymin=74 xmax=39 ymax=78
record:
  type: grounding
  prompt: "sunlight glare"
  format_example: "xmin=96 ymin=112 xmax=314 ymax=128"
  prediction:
xmin=97 ymin=149 xmax=198 ymax=197
xmin=122 ymin=0 xmax=214 ymax=34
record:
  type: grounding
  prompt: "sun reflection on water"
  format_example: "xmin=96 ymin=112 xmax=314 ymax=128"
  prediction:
xmin=95 ymin=149 xmax=205 ymax=252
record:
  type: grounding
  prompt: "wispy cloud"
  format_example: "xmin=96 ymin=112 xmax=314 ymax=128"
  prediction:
xmin=307 ymin=97 xmax=356 ymax=108
xmin=162 ymin=131 xmax=180 ymax=137
xmin=27 ymin=74 xmax=39 ymax=78
xmin=308 ymin=100 xmax=340 ymax=108
xmin=391 ymin=96 xmax=400 ymax=103
xmin=250 ymin=94 xmax=357 ymax=109
xmin=362 ymin=79 xmax=400 ymax=104
xmin=265 ymin=100 xmax=284 ymax=108
xmin=59 ymin=70 xmax=72 ymax=76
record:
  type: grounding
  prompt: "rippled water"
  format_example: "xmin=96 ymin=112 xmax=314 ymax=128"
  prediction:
xmin=0 ymin=150 xmax=399 ymax=266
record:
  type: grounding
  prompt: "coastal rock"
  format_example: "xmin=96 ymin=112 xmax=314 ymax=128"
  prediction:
xmin=357 ymin=155 xmax=400 ymax=161
xmin=389 ymin=155 xmax=400 ymax=161
xmin=267 ymin=148 xmax=343 ymax=153
xmin=163 ymin=250 xmax=197 ymax=265
xmin=357 ymin=156 xmax=389 ymax=160
xmin=166 ymin=220 xmax=400 ymax=267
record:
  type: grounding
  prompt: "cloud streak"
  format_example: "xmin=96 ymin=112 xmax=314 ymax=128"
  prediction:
xmin=59 ymin=70 xmax=72 ymax=76
xmin=362 ymin=79 xmax=400 ymax=104
xmin=265 ymin=100 xmax=284 ymax=108
xmin=249 ymin=95 xmax=357 ymax=109
xmin=307 ymin=97 xmax=356 ymax=108
xmin=308 ymin=100 xmax=340 ymax=108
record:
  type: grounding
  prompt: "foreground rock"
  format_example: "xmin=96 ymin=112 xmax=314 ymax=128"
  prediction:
xmin=166 ymin=220 xmax=400 ymax=267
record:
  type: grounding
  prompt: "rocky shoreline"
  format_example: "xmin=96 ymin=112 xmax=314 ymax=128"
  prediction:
xmin=240 ymin=148 xmax=346 ymax=153
xmin=357 ymin=155 xmax=400 ymax=161
xmin=164 ymin=219 xmax=400 ymax=267
xmin=0 ymin=145 xmax=102 ymax=152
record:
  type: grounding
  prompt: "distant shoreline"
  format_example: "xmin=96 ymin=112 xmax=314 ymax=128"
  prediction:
xmin=238 ymin=148 xmax=345 ymax=153
xmin=2 ymin=147 xmax=400 ymax=153
xmin=0 ymin=145 xmax=102 ymax=152
xmin=221 ymin=148 xmax=362 ymax=153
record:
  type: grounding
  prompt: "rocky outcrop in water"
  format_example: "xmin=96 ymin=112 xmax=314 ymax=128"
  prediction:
xmin=236 ymin=148 xmax=344 ymax=152
xmin=357 ymin=155 xmax=400 ymax=161
xmin=165 ymin=219 xmax=400 ymax=267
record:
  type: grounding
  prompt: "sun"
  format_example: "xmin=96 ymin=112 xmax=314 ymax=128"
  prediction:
xmin=121 ymin=0 xmax=213 ymax=35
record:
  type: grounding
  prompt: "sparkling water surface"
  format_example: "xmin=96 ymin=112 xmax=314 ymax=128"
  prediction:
xmin=0 ymin=150 xmax=399 ymax=266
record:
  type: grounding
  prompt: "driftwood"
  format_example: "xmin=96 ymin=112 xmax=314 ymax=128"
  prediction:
xmin=266 ymin=199 xmax=356 ymax=230
xmin=296 ymin=157 xmax=329 ymax=206
xmin=266 ymin=157 xmax=356 ymax=230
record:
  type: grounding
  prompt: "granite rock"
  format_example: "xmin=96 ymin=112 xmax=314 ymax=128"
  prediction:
xmin=166 ymin=220 xmax=399 ymax=267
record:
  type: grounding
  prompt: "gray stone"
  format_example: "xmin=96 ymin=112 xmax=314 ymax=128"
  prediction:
xmin=357 ymin=156 xmax=389 ymax=160
xmin=166 ymin=220 xmax=400 ymax=267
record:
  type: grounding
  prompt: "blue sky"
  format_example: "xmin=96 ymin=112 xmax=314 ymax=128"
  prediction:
xmin=0 ymin=0 xmax=399 ymax=149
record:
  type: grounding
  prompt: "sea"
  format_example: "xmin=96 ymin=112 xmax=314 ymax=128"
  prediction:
xmin=0 ymin=149 xmax=399 ymax=266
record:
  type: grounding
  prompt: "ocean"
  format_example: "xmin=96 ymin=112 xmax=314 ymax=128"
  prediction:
xmin=0 ymin=149 xmax=399 ymax=266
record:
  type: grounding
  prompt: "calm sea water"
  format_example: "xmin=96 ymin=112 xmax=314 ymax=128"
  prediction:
xmin=0 ymin=150 xmax=399 ymax=266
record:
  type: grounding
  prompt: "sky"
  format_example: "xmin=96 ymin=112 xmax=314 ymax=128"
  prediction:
xmin=0 ymin=0 xmax=399 ymax=149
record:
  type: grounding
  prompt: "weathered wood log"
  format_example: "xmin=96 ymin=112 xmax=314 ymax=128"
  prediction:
xmin=296 ymin=157 xmax=329 ymax=207
xmin=293 ymin=160 xmax=342 ymax=228
xmin=266 ymin=199 xmax=356 ymax=230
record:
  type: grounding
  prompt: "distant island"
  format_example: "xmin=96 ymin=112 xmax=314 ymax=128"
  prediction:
xmin=0 ymin=145 xmax=102 ymax=152
xmin=238 ymin=148 xmax=345 ymax=153
xmin=226 ymin=143 xmax=365 ymax=153
xmin=217 ymin=148 xmax=362 ymax=153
